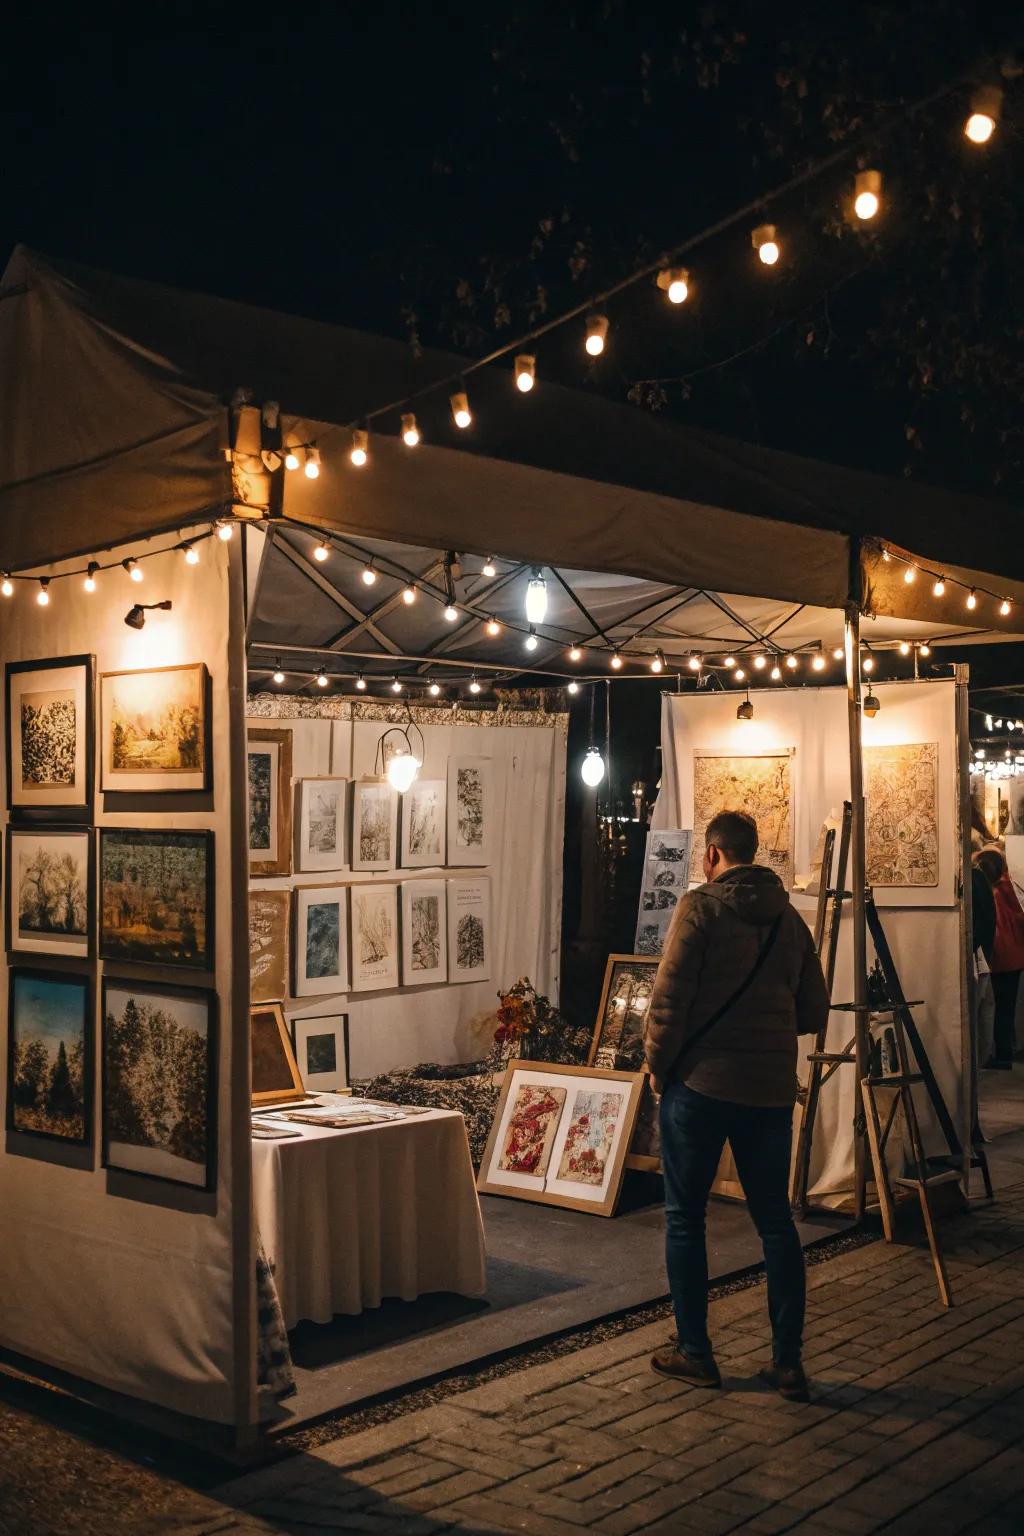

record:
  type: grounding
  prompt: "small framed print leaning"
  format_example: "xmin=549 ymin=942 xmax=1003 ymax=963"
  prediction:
xmin=7 ymin=968 xmax=93 ymax=1145
xmin=6 ymin=655 xmax=94 ymax=820
xmin=100 ymin=663 xmax=210 ymax=793
xmin=251 ymin=1003 xmax=305 ymax=1105
xmin=6 ymin=828 xmax=94 ymax=958
xmin=248 ymin=728 xmax=293 ymax=876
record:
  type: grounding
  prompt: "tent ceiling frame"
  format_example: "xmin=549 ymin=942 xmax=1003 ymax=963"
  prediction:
xmin=274 ymin=537 xmax=401 ymax=656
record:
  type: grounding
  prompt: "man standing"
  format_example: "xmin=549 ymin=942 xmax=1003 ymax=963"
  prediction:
xmin=645 ymin=810 xmax=829 ymax=1401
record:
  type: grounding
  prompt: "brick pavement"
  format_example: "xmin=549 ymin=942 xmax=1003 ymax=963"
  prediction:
xmin=151 ymin=1182 xmax=1024 ymax=1536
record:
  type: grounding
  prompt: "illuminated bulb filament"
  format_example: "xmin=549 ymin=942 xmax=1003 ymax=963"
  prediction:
xmin=515 ymin=354 xmax=536 ymax=392
xmin=0 ymin=574 xmax=12 ymax=597
xmin=362 ymin=565 xmax=377 ymax=586
xmin=401 ymin=413 xmax=420 ymax=447
xmin=1000 ymin=599 xmax=1012 ymax=617
xmin=785 ymin=654 xmax=798 ymax=670
xmin=753 ymin=223 xmax=779 ymax=265
xmin=84 ymin=563 xmax=99 ymax=593
xmin=966 ymin=589 xmax=977 ymax=610
xmin=37 ymin=580 xmax=50 ymax=607
xmin=443 ymin=604 xmax=458 ymax=623
xmin=284 ymin=450 xmax=300 ymax=472
xmin=754 ymin=654 xmax=766 ymax=670
xmin=428 ymin=681 xmax=441 ymax=696
xmin=482 ymin=558 xmax=497 ymax=578
xmin=355 ymin=675 xmax=367 ymax=692
xmin=585 ymin=314 xmax=609 ymax=356
xmin=486 ymin=618 xmax=501 ymax=637
xmin=450 ymin=390 xmax=472 ymax=429
xmin=812 ymin=653 xmax=826 ymax=671
xmin=304 ymin=447 xmax=321 ymax=479
xmin=316 ymin=671 xmax=328 ymax=688
xmin=402 ymin=585 xmax=417 ymax=605
xmin=350 ymin=429 xmax=369 ymax=467
xmin=933 ymin=578 xmax=946 ymax=596
xmin=314 ymin=541 xmax=329 ymax=563
xmin=610 ymin=652 xmax=623 ymax=670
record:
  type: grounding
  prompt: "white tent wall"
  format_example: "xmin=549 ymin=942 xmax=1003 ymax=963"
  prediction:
xmin=245 ymin=698 xmax=567 ymax=1077
xmin=655 ymin=679 xmax=967 ymax=1201
xmin=0 ymin=535 xmax=250 ymax=1424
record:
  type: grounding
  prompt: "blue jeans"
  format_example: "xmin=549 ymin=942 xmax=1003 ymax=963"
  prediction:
xmin=660 ymin=1080 xmax=805 ymax=1367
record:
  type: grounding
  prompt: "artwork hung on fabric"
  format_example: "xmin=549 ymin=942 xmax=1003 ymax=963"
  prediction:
xmin=293 ymin=885 xmax=349 ymax=995
xmin=100 ymin=664 xmax=209 ymax=793
xmin=400 ymin=879 xmax=448 ymax=986
xmin=251 ymin=1003 xmax=305 ymax=1105
xmin=447 ymin=876 xmax=491 ymax=983
xmin=249 ymin=888 xmax=291 ymax=1004
xmin=6 ymin=828 xmax=94 ymax=958
xmin=100 ymin=829 xmax=213 ymax=969
xmin=478 ymin=1061 xmax=644 ymax=1216
xmin=102 ymin=981 xmax=216 ymax=1189
xmin=6 ymin=969 xmax=92 ymax=1145
xmin=689 ymin=750 xmax=795 ymax=890
xmin=588 ymin=955 xmax=659 ymax=1071
xmin=248 ymin=728 xmax=293 ymax=876
xmin=297 ymin=777 xmax=349 ymax=872
xmin=864 ymin=742 xmax=939 ymax=888
xmin=6 ymin=655 xmax=94 ymax=820
xmin=446 ymin=757 xmax=493 ymax=866
xmin=290 ymin=1013 xmax=349 ymax=1094
xmin=400 ymin=779 xmax=447 ymax=868
xmin=634 ymin=829 xmax=692 ymax=955
xmin=351 ymin=778 xmax=399 ymax=872
xmin=350 ymin=882 xmax=400 ymax=992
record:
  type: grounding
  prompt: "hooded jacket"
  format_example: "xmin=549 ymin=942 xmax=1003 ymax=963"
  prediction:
xmin=644 ymin=864 xmax=830 ymax=1108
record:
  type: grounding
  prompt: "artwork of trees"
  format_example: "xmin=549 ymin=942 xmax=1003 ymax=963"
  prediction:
xmin=456 ymin=766 xmax=484 ymax=848
xmin=104 ymin=989 xmax=210 ymax=1184
xmin=457 ymin=911 xmax=485 ymax=971
xmin=411 ymin=894 xmax=441 ymax=971
xmin=305 ymin=901 xmax=340 ymax=979
xmin=109 ymin=682 xmax=202 ymax=772
xmin=248 ymin=752 xmax=272 ymax=851
xmin=9 ymin=975 xmax=88 ymax=1141
xmin=20 ymin=691 xmax=76 ymax=787
xmin=359 ymin=793 xmax=393 ymax=863
xmin=357 ymin=893 xmax=393 ymax=966
xmin=101 ymin=832 xmax=210 ymax=967
xmin=17 ymin=844 xmax=87 ymax=935
xmin=308 ymin=786 xmax=339 ymax=853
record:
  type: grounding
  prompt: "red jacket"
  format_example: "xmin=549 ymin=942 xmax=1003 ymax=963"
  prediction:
xmin=991 ymin=873 xmax=1024 ymax=973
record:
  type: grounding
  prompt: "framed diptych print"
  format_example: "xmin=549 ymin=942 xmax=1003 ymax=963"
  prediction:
xmin=6 ymin=968 xmax=93 ymax=1145
xmin=447 ymin=876 xmax=491 ymax=983
xmin=399 ymin=778 xmax=446 ymax=868
xmin=290 ymin=1012 xmax=349 ymax=1094
xmin=249 ymin=888 xmax=291 ymax=1005
xmin=349 ymin=882 xmax=400 ymax=992
xmin=446 ymin=757 xmax=493 ymax=866
xmin=248 ymin=728 xmax=293 ymax=876
xmin=351 ymin=779 xmax=398 ymax=872
xmin=251 ymin=1003 xmax=305 ymax=1105
xmin=99 ymin=829 xmax=214 ymax=969
xmin=400 ymin=879 xmax=448 ymax=986
xmin=6 ymin=828 xmax=94 ymax=959
xmin=100 ymin=663 xmax=210 ymax=793
xmin=297 ymin=777 xmax=349 ymax=872
xmin=6 ymin=655 xmax=94 ymax=820
xmin=293 ymin=885 xmax=350 ymax=995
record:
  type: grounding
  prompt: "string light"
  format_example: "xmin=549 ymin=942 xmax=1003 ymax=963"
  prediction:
xmin=754 ymin=654 xmax=767 ymax=670
xmin=525 ymin=629 xmax=539 ymax=652
xmin=899 ymin=641 xmax=911 ymax=656
xmin=402 ymin=585 xmax=417 ymax=605
xmin=350 ymin=429 xmax=369 ymax=467
xmin=304 ymin=447 xmax=321 ymax=479
xmin=525 ymin=569 xmax=548 ymax=624
xmin=469 ymin=675 xmax=482 ymax=694
xmin=932 ymin=577 xmax=946 ymax=596
xmin=482 ymin=558 xmax=497 ymax=578
xmin=124 ymin=558 xmax=143 ymax=583
xmin=812 ymin=651 xmax=826 ymax=671
xmin=903 ymin=564 xmax=917 ymax=585
xmin=486 ymin=617 xmax=501 ymax=636
xmin=183 ymin=541 xmax=200 ymax=565
xmin=401 ymin=413 xmax=420 ymax=447
xmin=657 ymin=267 xmax=690 ymax=304
xmin=919 ymin=642 xmax=931 ymax=657
xmin=734 ymin=667 xmax=746 ymax=682
xmin=515 ymin=354 xmax=536 ymax=392
xmin=610 ymin=651 xmax=624 ymax=670
xmin=362 ymin=563 xmax=377 ymax=586
xmin=770 ymin=664 xmax=782 ymax=681
xmin=391 ymin=678 xmax=403 ymax=693
xmin=752 ymin=223 xmax=780 ymax=265
xmin=723 ymin=655 xmax=737 ymax=669
xmin=785 ymin=654 xmax=798 ymax=670
xmin=316 ymin=670 xmax=328 ymax=688
xmin=428 ymin=680 xmax=441 ymax=696
xmin=314 ymin=540 xmax=330 ymax=563
xmin=37 ymin=578 xmax=50 ymax=607
xmin=84 ymin=562 xmax=99 ymax=594
xmin=443 ymin=603 xmax=458 ymax=623
xmin=966 ymin=588 xmax=977 ymax=611
xmin=585 ymin=314 xmax=609 ymax=356
xmin=965 ymin=85 xmax=1002 ymax=144
xmin=0 ymin=573 xmax=12 ymax=597
xmin=355 ymin=674 xmax=367 ymax=691
xmin=863 ymin=654 xmax=876 ymax=673
xmin=688 ymin=654 xmax=702 ymax=671
xmin=272 ymin=662 xmax=285 ymax=684
xmin=1000 ymin=599 xmax=1012 ymax=617
xmin=881 ymin=548 xmax=891 ymax=562
xmin=568 ymin=646 xmax=583 ymax=662
xmin=450 ymin=390 xmax=472 ymax=429
xmin=217 ymin=520 xmax=234 ymax=541
xmin=567 ymin=680 xmax=580 ymax=695
xmin=832 ymin=647 xmax=844 ymax=660
xmin=651 ymin=650 xmax=666 ymax=674
xmin=284 ymin=448 xmax=300 ymax=471
xmin=853 ymin=169 xmax=882 ymax=220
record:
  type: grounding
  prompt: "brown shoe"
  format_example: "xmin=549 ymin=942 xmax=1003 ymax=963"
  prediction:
xmin=651 ymin=1347 xmax=722 ymax=1387
xmin=759 ymin=1364 xmax=810 ymax=1403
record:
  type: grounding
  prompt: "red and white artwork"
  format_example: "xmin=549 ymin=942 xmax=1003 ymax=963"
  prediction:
xmin=556 ymin=1090 xmax=620 ymax=1186
xmin=497 ymin=1084 xmax=566 ymax=1179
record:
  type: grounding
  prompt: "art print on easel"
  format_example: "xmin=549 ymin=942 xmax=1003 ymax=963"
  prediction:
xmin=589 ymin=955 xmax=658 ymax=1071
xmin=351 ymin=779 xmax=399 ymax=872
xmin=350 ymin=883 xmax=399 ymax=992
xmin=446 ymin=757 xmax=493 ymax=866
xmin=400 ymin=779 xmax=446 ymax=868
xmin=400 ymin=879 xmax=448 ymax=986
xmin=294 ymin=885 xmax=350 ymax=995
xmin=100 ymin=664 xmax=209 ymax=793
xmin=447 ymin=876 xmax=490 ymax=982
xmin=6 ymin=655 xmax=94 ymax=820
xmin=248 ymin=728 xmax=293 ymax=876
xmin=297 ymin=777 xmax=349 ymax=872
xmin=690 ymin=749 xmax=794 ymax=890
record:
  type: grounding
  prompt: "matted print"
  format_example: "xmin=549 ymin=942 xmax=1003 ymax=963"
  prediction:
xmin=447 ymin=876 xmax=491 ymax=983
xmin=100 ymin=829 xmax=213 ymax=969
xmin=294 ymin=885 xmax=350 ymax=995
xmin=6 ymin=828 xmax=94 ymax=959
xmin=588 ymin=955 xmax=659 ymax=1070
xmin=290 ymin=1013 xmax=349 ymax=1094
xmin=446 ymin=757 xmax=493 ymax=866
xmin=249 ymin=888 xmax=291 ymax=1004
xmin=496 ymin=1083 xmax=566 ymax=1178
xmin=102 ymin=981 xmax=216 ymax=1189
xmin=634 ymin=829 xmax=692 ymax=955
xmin=555 ymin=1090 xmax=621 ymax=1185
xmin=351 ymin=779 xmax=399 ymax=872
xmin=350 ymin=882 xmax=399 ymax=992
xmin=690 ymin=750 xmax=794 ymax=889
xmin=864 ymin=742 xmax=939 ymax=888
xmin=248 ymin=728 xmax=293 ymax=876
xmin=6 ymin=655 xmax=94 ymax=819
xmin=100 ymin=664 xmax=209 ymax=793
xmin=6 ymin=969 xmax=93 ymax=1145
xmin=400 ymin=779 xmax=447 ymax=868
xmin=400 ymin=879 xmax=448 ymax=986
xmin=250 ymin=1002 xmax=305 ymax=1105
xmin=297 ymin=777 xmax=349 ymax=872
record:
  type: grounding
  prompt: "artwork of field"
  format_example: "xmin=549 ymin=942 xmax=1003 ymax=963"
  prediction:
xmin=456 ymin=766 xmax=484 ymax=849
xmin=864 ymin=742 xmax=939 ymax=887
xmin=556 ymin=1090 xmax=620 ymax=1186
xmin=248 ymin=751 xmax=273 ymax=852
xmin=101 ymin=831 xmax=210 ymax=967
xmin=14 ymin=835 xmax=88 ymax=944
xmin=104 ymin=986 xmax=212 ymax=1187
xmin=690 ymin=751 xmax=794 ymax=888
xmin=20 ymin=689 xmax=77 ymax=788
xmin=410 ymin=892 xmax=442 ymax=971
xmin=497 ymin=1083 xmax=566 ymax=1177
xmin=106 ymin=668 xmax=204 ymax=775
xmin=8 ymin=974 xmax=88 ymax=1141
xmin=305 ymin=900 xmax=341 ymax=979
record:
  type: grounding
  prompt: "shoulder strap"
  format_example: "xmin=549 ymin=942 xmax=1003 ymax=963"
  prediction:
xmin=674 ymin=911 xmax=785 ymax=1069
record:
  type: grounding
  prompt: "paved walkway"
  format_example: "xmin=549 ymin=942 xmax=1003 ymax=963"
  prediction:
xmin=156 ymin=1183 xmax=1024 ymax=1536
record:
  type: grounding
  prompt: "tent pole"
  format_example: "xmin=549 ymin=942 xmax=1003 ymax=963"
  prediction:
xmin=953 ymin=662 xmax=975 ymax=1195
xmin=844 ymin=602 xmax=869 ymax=1221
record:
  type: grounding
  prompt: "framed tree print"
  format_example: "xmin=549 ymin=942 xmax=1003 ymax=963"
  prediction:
xmin=6 ymin=827 xmax=94 ymax=959
xmin=350 ymin=883 xmax=399 ymax=992
xmin=100 ymin=663 xmax=210 ymax=793
xmin=446 ymin=757 xmax=493 ymax=866
xmin=297 ymin=777 xmax=349 ymax=873
xmin=7 ymin=968 xmax=93 ymax=1145
xmin=250 ymin=1003 xmax=305 ymax=1105
xmin=290 ymin=1013 xmax=349 ymax=1094
xmin=294 ymin=885 xmax=350 ymax=995
xmin=399 ymin=779 xmax=446 ymax=868
xmin=99 ymin=829 xmax=214 ymax=970
xmin=6 ymin=654 xmax=94 ymax=820
xmin=400 ymin=879 xmax=448 ymax=986
xmin=447 ymin=876 xmax=491 ymax=983
xmin=351 ymin=778 xmax=398 ymax=872
xmin=248 ymin=728 xmax=293 ymax=876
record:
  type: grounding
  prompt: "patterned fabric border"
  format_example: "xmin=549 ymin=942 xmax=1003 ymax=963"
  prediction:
xmin=247 ymin=692 xmax=568 ymax=733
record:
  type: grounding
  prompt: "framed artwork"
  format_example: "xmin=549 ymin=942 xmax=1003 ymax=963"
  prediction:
xmin=102 ymin=980 xmax=217 ymax=1190
xmin=294 ymin=885 xmax=350 ymax=995
xmin=297 ymin=777 xmax=349 ymax=872
xmin=6 ymin=828 xmax=94 ymax=959
xmin=446 ymin=757 xmax=493 ymax=866
xmin=350 ymin=882 xmax=399 ymax=992
xmin=589 ymin=955 xmax=659 ymax=1071
xmin=290 ymin=1013 xmax=349 ymax=1094
xmin=400 ymin=879 xmax=448 ymax=986
xmin=100 ymin=663 xmax=210 ymax=793
xmin=690 ymin=749 xmax=794 ymax=890
xmin=864 ymin=742 xmax=939 ymax=888
xmin=251 ymin=1003 xmax=305 ymax=1105
xmin=6 ymin=654 xmax=94 ymax=820
xmin=447 ymin=876 xmax=491 ymax=983
xmin=7 ymin=968 xmax=93 ymax=1145
xmin=351 ymin=778 xmax=398 ymax=871
xmin=477 ymin=1061 xmax=644 ymax=1217
xmin=634 ymin=829 xmax=691 ymax=956
xmin=248 ymin=728 xmax=293 ymax=876
xmin=400 ymin=778 xmax=446 ymax=868
xmin=249 ymin=888 xmax=290 ymax=1004
xmin=99 ymin=829 xmax=214 ymax=969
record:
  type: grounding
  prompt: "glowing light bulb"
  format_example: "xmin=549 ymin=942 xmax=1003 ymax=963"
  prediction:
xmin=581 ymin=748 xmax=606 ymax=787
xmin=450 ymin=390 xmax=472 ymax=429
xmin=853 ymin=169 xmax=882 ymax=221
xmin=651 ymin=650 xmax=665 ymax=674
xmin=770 ymin=665 xmax=782 ymax=681
xmin=658 ymin=267 xmax=690 ymax=304
xmin=428 ymin=681 xmax=441 ymax=697
xmin=316 ymin=670 xmax=328 ymax=688
xmin=0 ymin=574 xmax=12 ymax=597
xmin=899 ymin=641 xmax=911 ymax=656
xmin=687 ymin=654 xmax=702 ymax=672
xmin=966 ymin=589 xmax=977 ymax=611
xmin=734 ymin=667 xmax=746 ymax=682
xmin=482 ymin=558 xmax=496 ymax=578
xmin=401 ymin=412 xmax=420 ymax=447
xmin=486 ymin=618 xmax=501 ymax=636
xmin=568 ymin=646 xmax=583 ymax=662
xmin=124 ymin=558 xmax=143 ymax=582
xmin=567 ymin=681 xmax=579 ymax=695
xmin=217 ymin=521 xmax=234 ymax=541
xmin=812 ymin=652 xmax=826 ymax=671
xmin=387 ymin=750 xmax=420 ymax=794
xmin=753 ymin=223 xmax=780 ymax=265
xmin=314 ymin=541 xmax=329 ymax=562
xmin=833 ymin=647 xmax=844 ymax=660
xmin=723 ymin=656 xmax=736 ymax=669
xmin=585 ymin=314 xmax=609 ymax=356
xmin=863 ymin=655 xmax=876 ymax=673
xmin=515 ymin=354 xmax=536 ymax=392
xmin=272 ymin=665 xmax=285 ymax=684
xmin=1000 ymin=599 xmax=1012 ymax=617
xmin=524 ymin=570 xmax=548 ymax=625
xmin=355 ymin=675 xmax=367 ymax=691
xmin=402 ymin=585 xmax=416 ymax=605
xmin=933 ymin=577 xmax=946 ymax=597
xmin=443 ymin=604 xmax=458 ymax=623
xmin=304 ymin=447 xmax=321 ymax=479
xmin=903 ymin=565 xmax=916 ymax=584
xmin=919 ymin=643 xmax=931 ymax=657
xmin=524 ymin=630 xmax=539 ymax=652
xmin=469 ymin=677 xmax=482 ymax=695
xmin=610 ymin=652 xmax=623 ymax=670
xmin=754 ymin=654 xmax=766 ymax=670
xmin=183 ymin=542 xmax=200 ymax=565
xmin=84 ymin=563 xmax=99 ymax=593
xmin=391 ymin=679 xmax=403 ymax=693
xmin=37 ymin=579 xmax=50 ymax=607
xmin=284 ymin=449 xmax=300 ymax=471
xmin=965 ymin=112 xmax=995 ymax=144
xmin=785 ymin=654 xmax=798 ymax=670
xmin=854 ymin=190 xmax=879 ymax=220
xmin=362 ymin=565 xmax=377 ymax=586
xmin=350 ymin=429 xmax=369 ymax=467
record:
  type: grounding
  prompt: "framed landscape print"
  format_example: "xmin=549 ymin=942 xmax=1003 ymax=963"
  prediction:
xmin=447 ymin=876 xmax=491 ymax=983
xmin=100 ymin=663 xmax=210 ymax=793
xmin=351 ymin=778 xmax=398 ymax=872
xmin=6 ymin=828 xmax=94 ymax=958
xmin=588 ymin=955 xmax=659 ymax=1070
xmin=6 ymin=654 xmax=94 ymax=820
xmin=251 ymin=1003 xmax=305 ymax=1105
xmin=249 ymin=888 xmax=290 ymax=1004
xmin=294 ymin=885 xmax=350 ymax=995
xmin=350 ymin=882 xmax=400 ymax=992
xmin=7 ymin=969 xmax=93 ymax=1145
xmin=290 ymin=1012 xmax=349 ymax=1094
xmin=477 ymin=1061 xmax=644 ymax=1217
xmin=100 ymin=829 xmax=214 ymax=969
xmin=102 ymin=980 xmax=217 ymax=1190
xmin=446 ymin=757 xmax=493 ymax=866
xmin=400 ymin=778 xmax=446 ymax=868
xmin=400 ymin=879 xmax=448 ymax=986
xmin=297 ymin=777 xmax=349 ymax=872
xmin=248 ymin=728 xmax=293 ymax=876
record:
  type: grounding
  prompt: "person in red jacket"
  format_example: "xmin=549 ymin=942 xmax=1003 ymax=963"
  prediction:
xmin=975 ymin=847 xmax=1024 ymax=1070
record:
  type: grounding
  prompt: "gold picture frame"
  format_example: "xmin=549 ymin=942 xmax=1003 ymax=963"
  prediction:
xmin=250 ymin=1002 xmax=305 ymax=1106
xmin=100 ymin=663 xmax=210 ymax=793
xmin=247 ymin=728 xmax=293 ymax=877
xmin=588 ymin=954 xmax=659 ymax=1070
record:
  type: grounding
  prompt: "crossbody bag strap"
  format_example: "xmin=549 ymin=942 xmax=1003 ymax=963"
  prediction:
xmin=673 ymin=911 xmax=785 ymax=1071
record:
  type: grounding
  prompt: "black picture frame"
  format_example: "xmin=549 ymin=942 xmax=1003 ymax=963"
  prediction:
xmin=101 ymin=977 xmax=218 ymax=1193
xmin=99 ymin=662 xmax=212 ymax=794
xmin=6 ymin=966 xmax=94 ymax=1146
xmin=5 ymin=827 xmax=96 ymax=959
xmin=5 ymin=654 xmax=95 ymax=823
xmin=99 ymin=828 xmax=215 ymax=971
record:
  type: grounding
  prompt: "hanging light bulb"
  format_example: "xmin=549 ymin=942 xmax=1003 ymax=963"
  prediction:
xmin=568 ymin=646 xmax=583 ymax=662
xmin=183 ymin=541 xmax=200 ymax=566
xmin=863 ymin=654 xmax=876 ymax=673
xmin=469 ymin=675 xmax=482 ymax=695
xmin=785 ymin=654 xmax=798 ymax=670
xmin=919 ymin=642 xmax=931 ymax=657
xmin=515 ymin=354 xmax=536 ymax=392
xmin=443 ymin=603 xmax=458 ymax=623
xmin=314 ymin=540 xmax=330 ymax=563
xmin=965 ymin=85 xmax=1002 ymax=144
xmin=362 ymin=563 xmax=377 ymax=586
xmin=812 ymin=651 xmax=826 ymax=671
xmin=1 ymin=573 xmax=12 ymax=597
xmin=387 ymin=748 xmax=420 ymax=794
xmin=754 ymin=654 xmax=767 ymax=670
xmin=391 ymin=678 xmax=403 ymax=693
xmin=217 ymin=520 xmax=234 ymax=541
xmin=482 ymin=557 xmax=497 ymax=578
xmin=903 ymin=564 xmax=917 ymax=585
xmin=37 ymin=578 xmax=50 ymax=607
xmin=350 ymin=429 xmax=369 ymax=467
xmin=1000 ymin=598 xmax=1012 ymax=617
xmin=402 ymin=585 xmax=417 ymax=605
xmin=316 ymin=670 xmax=329 ymax=688
xmin=581 ymin=747 xmax=606 ymax=787
xmin=450 ymin=390 xmax=472 ymax=430
xmin=401 ymin=413 xmax=420 ymax=447
xmin=651 ymin=650 xmax=666 ymax=674
xmin=723 ymin=656 xmax=737 ymax=669
xmin=525 ymin=569 xmax=548 ymax=625
xmin=124 ymin=558 xmax=143 ymax=582
xmin=966 ymin=588 xmax=978 ymax=611
xmin=284 ymin=448 xmax=301 ymax=471
xmin=272 ymin=665 xmax=285 ymax=685
xmin=355 ymin=674 xmax=367 ymax=691
xmin=524 ymin=629 xmax=539 ymax=652
xmin=304 ymin=447 xmax=321 ymax=479
xmin=84 ymin=562 xmax=99 ymax=594
xmin=752 ymin=223 xmax=780 ymax=265
xmin=899 ymin=640 xmax=911 ymax=656
xmin=770 ymin=664 xmax=782 ymax=681
xmin=657 ymin=267 xmax=690 ymax=304
xmin=584 ymin=314 xmax=609 ymax=356
xmin=932 ymin=577 xmax=946 ymax=597
xmin=428 ymin=680 xmax=441 ymax=697
xmin=610 ymin=651 xmax=624 ymax=670
xmin=863 ymin=689 xmax=881 ymax=719
xmin=567 ymin=680 xmax=580 ymax=696
xmin=832 ymin=647 xmax=844 ymax=660
xmin=853 ymin=169 xmax=882 ymax=221
xmin=688 ymin=653 xmax=702 ymax=672
xmin=485 ymin=617 xmax=501 ymax=637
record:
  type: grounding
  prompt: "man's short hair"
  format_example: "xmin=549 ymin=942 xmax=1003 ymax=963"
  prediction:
xmin=705 ymin=810 xmax=758 ymax=864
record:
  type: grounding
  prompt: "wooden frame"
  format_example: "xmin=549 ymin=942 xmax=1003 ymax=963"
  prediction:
xmin=250 ymin=1002 xmax=305 ymax=1105
xmin=99 ymin=662 xmax=211 ymax=794
xmin=6 ymin=827 xmax=95 ymax=959
xmin=247 ymin=727 xmax=293 ymax=876
xmin=296 ymin=776 xmax=349 ymax=873
xmin=6 ymin=966 xmax=94 ymax=1146
xmin=477 ymin=1059 xmax=644 ymax=1217
xmin=293 ymin=884 xmax=350 ymax=995
xmin=99 ymin=828 xmax=214 ymax=970
xmin=290 ymin=1012 xmax=350 ymax=1094
xmin=6 ymin=653 xmax=95 ymax=822
xmin=588 ymin=954 xmax=659 ymax=1069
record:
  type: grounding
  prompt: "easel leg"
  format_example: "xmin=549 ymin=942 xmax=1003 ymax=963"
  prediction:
xmin=861 ymin=1079 xmax=895 ymax=1242
xmin=916 ymin=1183 xmax=954 ymax=1308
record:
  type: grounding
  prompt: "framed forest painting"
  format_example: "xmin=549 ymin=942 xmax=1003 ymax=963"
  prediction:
xmin=6 ymin=827 xmax=94 ymax=959
xmin=102 ymin=980 xmax=216 ymax=1189
xmin=297 ymin=777 xmax=349 ymax=872
xmin=399 ymin=778 xmax=446 ymax=868
xmin=251 ymin=1003 xmax=305 ymax=1105
xmin=7 ymin=968 xmax=93 ymax=1145
xmin=100 ymin=663 xmax=210 ymax=793
xmin=248 ymin=728 xmax=293 ymax=876
xmin=351 ymin=778 xmax=398 ymax=872
xmin=446 ymin=757 xmax=493 ymax=866
xmin=291 ymin=1012 xmax=349 ymax=1094
xmin=294 ymin=885 xmax=350 ymax=995
xmin=400 ymin=879 xmax=448 ymax=986
xmin=6 ymin=654 xmax=94 ymax=820
xmin=100 ymin=829 xmax=214 ymax=970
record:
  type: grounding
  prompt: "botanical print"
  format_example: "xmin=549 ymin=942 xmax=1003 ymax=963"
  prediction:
xmin=105 ymin=666 xmax=204 ymax=776
xmin=457 ymin=910 xmax=485 ymax=970
xmin=305 ymin=901 xmax=340 ymax=979
xmin=11 ymin=831 xmax=90 ymax=955
xmin=448 ymin=877 xmax=490 ymax=981
xmin=447 ymin=757 xmax=491 ymax=866
xmin=456 ymin=766 xmax=484 ymax=849
xmin=497 ymin=1084 xmax=567 ymax=1177
xmin=309 ymin=784 xmax=340 ymax=854
xmin=8 ymin=972 xmax=89 ymax=1142
xmin=21 ymin=690 xmax=77 ymax=788
xmin=401 ymin=779 xmax=445 ymax=866
xmin=556 ymin=1090 xmax=621 ymax=1186
xmin=248 ymin=751 xmax=273 ymax=852
xmin=690 ymin=751 xmax=794 ymax=889
xmin=104 ymin=985 xmax=213 ymax=1188
xmin=358 ymin=784 xmax=394 ymax=864
xmin=410 ymin=892 xmax=442 ymax=972
xmin=100 ymin=830 xmax=211 ymax=968
xmin=864 ymin=742 xmax=939 ymax=887
xmin=248 ymin=729 xmax=292 ymax=875
xmin=351 ymin=885 xmax=399 ymax=990
xmin=249 ymin=889 xmax=290 ymax=1003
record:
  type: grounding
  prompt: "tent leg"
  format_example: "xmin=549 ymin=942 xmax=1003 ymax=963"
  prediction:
xmin=954 ymin=662 xmax=976 ymax=1196
xmin=845 ymin=604 xmax=869 ymax=1221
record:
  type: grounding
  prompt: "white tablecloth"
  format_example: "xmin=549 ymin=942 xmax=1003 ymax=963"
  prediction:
xmin=252 ymin=1109 xmax=487 ymax=1328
